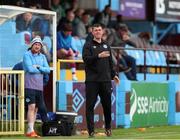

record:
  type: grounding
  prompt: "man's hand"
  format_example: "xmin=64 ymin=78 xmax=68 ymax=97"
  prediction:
xmin=113 ymin=75 xmax=120 ymax=85
xmin=98 ymin=51 xmax=110 ymax=58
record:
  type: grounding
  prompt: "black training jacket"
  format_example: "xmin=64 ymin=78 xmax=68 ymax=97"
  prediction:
xmin=82 ymin=39 xmax=116 ymax=82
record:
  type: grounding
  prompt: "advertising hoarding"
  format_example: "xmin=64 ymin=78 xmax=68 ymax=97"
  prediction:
xmin=120 ymin=0 xmax=146 ymax=20
xmin=156 ymin=0 xmax=180 ymax=22
xmin=130 ymin=82 xmax=168 ymax=127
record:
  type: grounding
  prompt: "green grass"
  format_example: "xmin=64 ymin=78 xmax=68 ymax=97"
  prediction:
xmin=1 ymin=125 xmax=180 ymax=139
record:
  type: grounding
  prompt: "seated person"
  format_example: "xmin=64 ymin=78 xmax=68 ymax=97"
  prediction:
xmin=57 ymin=23 xmax=79 ymax=81
xmin=105 ymin=25 xmax=137 ymax=81
xmin=16 ymin=12 xmax=51 ymax=41
xmin=33 ymin=15 xmax=52 ymax=37
xmin=16 ymin=12 xmax=38 ymax=35
xmin=116 ymin=26 xmax=137 ymax=80
xmin=74 ymin=12 xmax=91 ymax=39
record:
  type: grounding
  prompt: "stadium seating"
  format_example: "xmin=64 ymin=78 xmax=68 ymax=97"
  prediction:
xmin=119 ymin=73 xmax=179 ymax=82
xmin=43 ymin=36 xmax=52 ymax=52
xmin=71 ymin=37 xmax=85 ymax=58
xmin=0 ymin=20 xmax=16 ymax=34
xmin=123 ymin=37 xmax=180 ymax=68
xmin=0 ymin=20 xmax=28 ymax=67
xmin=0 ymin=20 xmax=53 ymax=68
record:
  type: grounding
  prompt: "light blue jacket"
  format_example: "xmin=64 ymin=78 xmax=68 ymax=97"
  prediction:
xmin=23 ymin=50 xmax=50 ymax=91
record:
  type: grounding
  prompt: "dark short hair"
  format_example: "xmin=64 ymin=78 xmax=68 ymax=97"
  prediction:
xmin=115 ymin=24 xmax=128 ymax=31
xmin=62 ymin=22 xmax=73 ymax=32
xmin=105 ymin=4 xmax=110 ymax=10
xmin=92 ymin=23 xmax=105 ymax=29
xmin=92 ymin=23 xmax=101 ymax=28
xmin=82 ymin=12 xmax=89 ymax=16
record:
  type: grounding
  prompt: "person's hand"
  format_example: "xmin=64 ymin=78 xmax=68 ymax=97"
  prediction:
xmin=88 ymin=27 xmax=92 ymax=33
xmin=98 ymin=51 xmax=110 ymax=58
xmin=113 ymin=75 xmax=120 ymax=85
xmin=74 ymin=51 xmax=79 ymax=57
xmin=33 ymin=65 xmax=40 ymax=69
xmin=122 ymin=34 xmax=130 ymax=41
xmin=68 ymin=48 xmax=74 ymax=56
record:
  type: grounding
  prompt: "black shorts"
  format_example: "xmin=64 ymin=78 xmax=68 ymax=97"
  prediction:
xmin=25 ymin=88 xmax=44 ymax=107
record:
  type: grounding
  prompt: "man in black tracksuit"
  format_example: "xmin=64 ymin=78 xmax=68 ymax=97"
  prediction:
xmin=82 ymin=24 xmax=119 ymax=137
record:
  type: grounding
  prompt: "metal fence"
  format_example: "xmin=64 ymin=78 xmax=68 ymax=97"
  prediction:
xmin=0 ymin=70 xmax=24 ymax=135
xmin=112 ymin=46 xmax=180 ymax=80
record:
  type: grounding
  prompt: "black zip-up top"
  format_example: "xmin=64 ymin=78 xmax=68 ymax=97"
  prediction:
xmin=82 ymin=39 xmax=116 ymax=82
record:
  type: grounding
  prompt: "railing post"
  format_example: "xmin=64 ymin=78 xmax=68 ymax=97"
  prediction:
xmin=144 ymin=49 xmax=147 ymax=81
xmin=116 ymin=49 xmax=120 ymax=72
xmin=19 ymin=71 xmax=24 ymax=132
xmin=166 ymin=51 xmax=170 ymax=80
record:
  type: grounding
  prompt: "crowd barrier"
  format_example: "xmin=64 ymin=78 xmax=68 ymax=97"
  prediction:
xmin=0 ymin=70 xmax=24 ymax=135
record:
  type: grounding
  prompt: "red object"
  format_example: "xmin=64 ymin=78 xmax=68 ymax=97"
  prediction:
xmin=25 ymin=131 xmax=41 ymax=138
xmin=25 ymin=33 xmax=31 ymax=45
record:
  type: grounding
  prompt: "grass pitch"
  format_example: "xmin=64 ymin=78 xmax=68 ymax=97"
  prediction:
xmin=1 ymin=125 xmax=180 ymax=139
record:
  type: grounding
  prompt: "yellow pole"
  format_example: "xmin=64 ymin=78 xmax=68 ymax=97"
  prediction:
xmin=57 ymin=59 xmax=84 ymax=81
xmin=13 ymin=74 xmax=16 ymax=131
xmin=57 ymin=60 xmax=60 ymax=81
xmin=1 ymin=74 xmax=4 ymax=131
xmin=6 ymin=74 xmax=8 ymax=131
xmin=19 ymin=72 xmax=24 ymax=133
xmin=9 ymin=74 xmax=12 ymax=131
